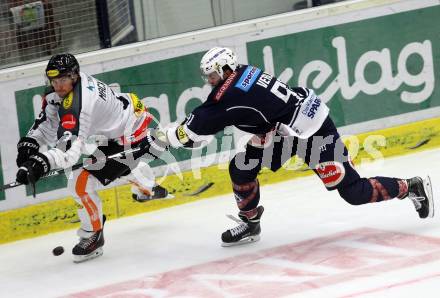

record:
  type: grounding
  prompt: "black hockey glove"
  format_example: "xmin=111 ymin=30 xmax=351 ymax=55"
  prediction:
xmin=16 ymin=152 xmax=50 ymax=197
xmin=134 ymin=129 xmax=169 ymax=160
xmin=16 ymin=137 xmax=40 ymax=167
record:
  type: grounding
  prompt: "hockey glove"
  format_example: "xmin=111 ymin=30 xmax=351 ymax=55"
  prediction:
xmin=134 ymin=128 xmax=169 ymax=160
xmin=16 ymin=152 xmax=50 ymax=197
xmin=16 ymin=137 xmax=40 ymax=167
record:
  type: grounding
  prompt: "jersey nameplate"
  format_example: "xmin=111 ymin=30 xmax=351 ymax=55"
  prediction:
xmin=97 ymin=80 xmax=107 ymax=101
xmin=256 ymin=72 xmax=273 ymax=89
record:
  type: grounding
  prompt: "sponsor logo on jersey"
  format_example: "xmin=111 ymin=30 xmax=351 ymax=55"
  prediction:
xmin=176 ymin=125 xmax=190 ymax=144
xmin=301 ymin=95 xmax=321 ymax=119
xmin=215 ymin=71 xmax=238 ymax=101
xmin=62 ymin=91 xmax=73 ymax=110
xmin=315 ymin=161 xmax=345 ymax=188
xmin=235 ymin=66 xmax=261 ymax=92
xmin=61 ymin=114 xmax=77 ymax=130
xmin=46 ymin=69 xmax=59 ymax=78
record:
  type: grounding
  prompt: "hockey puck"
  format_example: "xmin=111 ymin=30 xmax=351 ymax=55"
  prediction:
xmin=52 ymin=246 xmax=64 ymax=256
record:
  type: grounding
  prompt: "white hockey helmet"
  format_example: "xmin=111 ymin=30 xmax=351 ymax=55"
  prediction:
xmin=200 ymin=47 xmax=238 ymax=81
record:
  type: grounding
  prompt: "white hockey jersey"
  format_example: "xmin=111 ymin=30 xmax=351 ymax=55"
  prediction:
xmin=27 ymin=72 xmax=151 ymax=170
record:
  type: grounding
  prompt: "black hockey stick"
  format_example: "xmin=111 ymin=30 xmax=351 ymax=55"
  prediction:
xmin=0 ymin=147 xmax=142 ymax=193
xmin=183 ymin=182 xmax=215 ymax=196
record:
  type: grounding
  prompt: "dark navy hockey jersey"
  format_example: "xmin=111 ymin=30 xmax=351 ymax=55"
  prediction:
xmin=168 ymin=64 xmax=329 ymax=148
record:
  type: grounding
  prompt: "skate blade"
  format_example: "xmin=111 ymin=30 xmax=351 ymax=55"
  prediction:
xmin=73 ymin=247 xmax=103 ymax=263
xmin=221 ymin=235 xmax=260 ymax=247
xmin=424 ymin=175 xmax=434 ymax=218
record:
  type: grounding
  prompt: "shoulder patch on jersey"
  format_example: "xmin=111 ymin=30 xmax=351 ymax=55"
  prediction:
xmin=86 ymin=75 xmax=95 ymax=91
xmin=234 ymin=66 xmax=261 ymax=92
xmin=62 ymin=91 xmax=73 ymax=110
xmin=129 ymin=93 xmax=145 ymax=117
xmin=215 ymin=71 xmax=238 ymax=101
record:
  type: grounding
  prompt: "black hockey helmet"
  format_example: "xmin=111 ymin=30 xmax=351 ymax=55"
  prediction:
xmin=46 ymin=53 xmax=79 ymax=80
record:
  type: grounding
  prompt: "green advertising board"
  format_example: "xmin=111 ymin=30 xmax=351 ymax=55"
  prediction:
xmin=246 ymin=6 xmax=440 ymax=127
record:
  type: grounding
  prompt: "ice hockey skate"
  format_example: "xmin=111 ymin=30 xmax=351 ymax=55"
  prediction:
xmin=406 ymin=176 xmax=434 ymax=218
xmin=132 ymin=184 xmax=172 ymax=202
xmin=72 ymin=215 xmax=106 ymax=263
xmin=222 ymin=206 xmax=264 ymax=247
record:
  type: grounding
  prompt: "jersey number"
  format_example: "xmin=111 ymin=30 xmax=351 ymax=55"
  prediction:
xmin=116 ymin=95 xmax=129 ymax=110
xmin=270 ymin=80 xmax=299 ymax=104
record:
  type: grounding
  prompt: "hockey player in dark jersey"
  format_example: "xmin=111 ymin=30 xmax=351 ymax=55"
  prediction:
xmin=146 ymin=47 xmax=434 ymax=246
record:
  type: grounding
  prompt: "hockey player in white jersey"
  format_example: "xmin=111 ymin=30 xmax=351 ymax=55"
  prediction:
xmin=146 ymin=47 xmax=434 ymax=247
xmin=15 ymin=54 xmax=168 ymax=262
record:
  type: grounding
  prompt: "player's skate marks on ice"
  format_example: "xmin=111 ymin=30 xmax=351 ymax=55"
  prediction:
xmin=65 ymin=227 xmax=440 ymax=297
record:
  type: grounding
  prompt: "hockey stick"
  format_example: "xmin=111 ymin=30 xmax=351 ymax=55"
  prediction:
xmin=183 ymin=182 xmax=215 ymax=196
xmin=0 ymin=147 xmax=142 ymax=193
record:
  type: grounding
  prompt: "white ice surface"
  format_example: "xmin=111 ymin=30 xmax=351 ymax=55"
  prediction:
xmin=1 ymin=148 xmax=440 ymax=298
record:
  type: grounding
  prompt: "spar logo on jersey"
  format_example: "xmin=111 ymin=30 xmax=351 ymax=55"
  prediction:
xmin=61 ymin=114 xmax=77 ymax=130
xmin=316 ymin=161 xmax=345 ymax=188
xmin=235 ymin=66 xmax=261 ymax=92
xmin=301 ymin=94 xmax=321 ymax=119
xmin=215 ymin=71 xmax=238 ymax=101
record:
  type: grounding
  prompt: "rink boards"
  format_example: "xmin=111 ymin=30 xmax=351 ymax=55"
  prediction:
xmin=1 ymin=0 xmax=440 ymax=243
xmin=1 ymin=116 xmax=439 ymax=244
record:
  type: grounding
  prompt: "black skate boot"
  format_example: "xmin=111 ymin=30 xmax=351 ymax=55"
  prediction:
xmin=132 ymin=185 xmax=169 ymax=202
xmin=406 ymin=176 xmax=434 ymax=218
xmin=72 ymin=215 xmax=106 ymax=263
xmin=152 ymin=185 xmax=169 ymax=199
xmin=221 ymin=206 xmax=264 ymax=247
